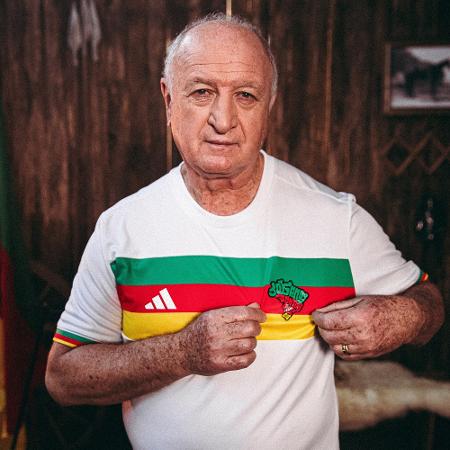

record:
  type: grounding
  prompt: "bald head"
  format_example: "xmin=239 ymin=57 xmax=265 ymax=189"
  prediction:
xmin=163 ymin=13 xmax=278 ymax=96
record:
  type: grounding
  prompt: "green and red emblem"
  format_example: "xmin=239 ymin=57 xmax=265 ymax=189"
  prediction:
xmin=268 ymin=278 xmax=309 ymax=320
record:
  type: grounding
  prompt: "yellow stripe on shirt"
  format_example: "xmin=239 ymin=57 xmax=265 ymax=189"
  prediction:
xmin=122 ymin=311 xmax=315 ymax=341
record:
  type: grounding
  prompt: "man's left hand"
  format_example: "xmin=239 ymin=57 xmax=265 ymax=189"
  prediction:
xmin=312 ymin=283 xmax=444 ymax=360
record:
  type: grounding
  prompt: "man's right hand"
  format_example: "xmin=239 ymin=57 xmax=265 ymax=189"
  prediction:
xmin=46 ymin=303 xmax=266 ymax=406
xmin=178 ymin=302 xmax=266 ymax=375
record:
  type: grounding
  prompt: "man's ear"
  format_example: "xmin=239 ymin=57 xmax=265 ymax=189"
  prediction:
xmin=160 ymin=78 xmax=172 ymax=125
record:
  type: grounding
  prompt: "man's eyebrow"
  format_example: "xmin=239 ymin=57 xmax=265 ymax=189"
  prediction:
xmin=236 ymin=81 xmax=264 ymax=90
xmin=184 ymin=77 xmax=264 ymax=91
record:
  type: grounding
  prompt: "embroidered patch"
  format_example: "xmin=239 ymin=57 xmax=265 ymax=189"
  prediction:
xmin=268 ymin=279 xmax=309 ymax=320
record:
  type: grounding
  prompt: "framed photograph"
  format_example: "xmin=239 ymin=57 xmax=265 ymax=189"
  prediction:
xmin=384 ymin=43 xmax=450 ymax=115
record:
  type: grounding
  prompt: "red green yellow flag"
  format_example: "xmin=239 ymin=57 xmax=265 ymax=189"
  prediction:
xmin=0 ymin=101 xmax=36 ymax=433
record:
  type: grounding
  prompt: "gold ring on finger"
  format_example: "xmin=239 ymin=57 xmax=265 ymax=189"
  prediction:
xmin=341 ymin=343 xmax=350 ymax=355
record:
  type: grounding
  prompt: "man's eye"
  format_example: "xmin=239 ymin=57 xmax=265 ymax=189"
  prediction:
xmin=190 ymin=89 xmax=213 ymax=102
xmin=192 ymin=89 xmax=210 ymax=96
xmin=237 ymin=91 xmax=256 ymax=102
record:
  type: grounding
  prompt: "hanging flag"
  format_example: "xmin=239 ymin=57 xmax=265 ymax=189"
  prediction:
xmin=0 ymin=101 xmax=36 ymax=434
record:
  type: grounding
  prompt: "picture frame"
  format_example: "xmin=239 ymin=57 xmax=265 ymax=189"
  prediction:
xmin=384 ymin=42 xmax=450 ymax=115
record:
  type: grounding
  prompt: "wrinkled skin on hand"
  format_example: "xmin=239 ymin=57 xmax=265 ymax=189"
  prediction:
xmin=312 ymin=293 xmax=431 ymax=361
xmin=178 ymin=302 xmax=266 ymax=375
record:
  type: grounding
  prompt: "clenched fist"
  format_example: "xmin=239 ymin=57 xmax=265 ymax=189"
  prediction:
xmin=178 ymin=302 xmax=266 ymax=375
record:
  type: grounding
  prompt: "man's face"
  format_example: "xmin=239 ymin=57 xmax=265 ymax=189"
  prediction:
xmin=161 ymin=24 xmax=276 ymax=180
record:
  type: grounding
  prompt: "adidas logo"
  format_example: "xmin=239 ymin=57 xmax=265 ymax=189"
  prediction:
xmin=145 ymin=288 xmax=176 ymax=310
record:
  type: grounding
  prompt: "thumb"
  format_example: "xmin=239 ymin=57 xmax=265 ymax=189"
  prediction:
xmin=315 ymin=297 xmax=364 ymax=313
xmin=247 ymin=302 xmax=261 ymax=309
xmin=247 ymin=302 xmax=266 ymax=322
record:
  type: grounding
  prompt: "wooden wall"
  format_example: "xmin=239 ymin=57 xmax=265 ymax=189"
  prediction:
xmin=1 ymin=0 xmax=449 ymax=376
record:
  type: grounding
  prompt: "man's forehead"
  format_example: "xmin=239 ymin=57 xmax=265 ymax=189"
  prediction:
xmin=176 ymin=23 xmax=267 ymax=67
xmin=172 ymin=23 xmax=270 ymax=84
xmin=182 ymin=22 xmax=260 ymax=47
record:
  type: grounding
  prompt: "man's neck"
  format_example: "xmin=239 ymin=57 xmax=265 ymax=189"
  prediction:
xmin=180 ymin=154 xmax=264 ymax=216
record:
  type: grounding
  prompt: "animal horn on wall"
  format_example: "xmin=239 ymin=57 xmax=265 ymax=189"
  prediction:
xmin=80 ymin=0 xmax=92 ymax=58
xmin=89 ymin=0 xmax=102 ymax=61
xmin=68 ymin=2 xmax=82 ymax=66
xmin=67 ymin=0 xmax=102 ymax=65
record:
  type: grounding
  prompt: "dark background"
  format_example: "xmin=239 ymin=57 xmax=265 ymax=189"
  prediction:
xmin=0 ymin=0 xmax=449 ymax=448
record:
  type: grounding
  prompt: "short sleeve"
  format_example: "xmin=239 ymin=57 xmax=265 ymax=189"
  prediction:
xmin=53 ymin=216 xmax=122 ymax=348
xmin=349 ymin=202 xmax=422 ymax=296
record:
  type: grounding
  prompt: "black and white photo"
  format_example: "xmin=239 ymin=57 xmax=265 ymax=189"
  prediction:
xmin=384 ymin=43 xmax=450 ymax=114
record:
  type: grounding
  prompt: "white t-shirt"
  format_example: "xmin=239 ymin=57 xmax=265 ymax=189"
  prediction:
xmin=55 ymin=151 xmax=422 ymax=449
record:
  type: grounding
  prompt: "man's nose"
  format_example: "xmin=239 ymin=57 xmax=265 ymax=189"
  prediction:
xmin=207 ymin=95 xmax=237 ymax=133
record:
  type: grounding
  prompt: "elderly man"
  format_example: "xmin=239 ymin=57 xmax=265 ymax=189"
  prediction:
xmin=46 ymin=13 xmax=444 ymax=450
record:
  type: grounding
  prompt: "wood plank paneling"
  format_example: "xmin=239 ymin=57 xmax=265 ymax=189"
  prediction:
xmin=267 ymin=0 xmax=331 ymax=179
xmin=0 ymin=0 xmax=449 ymax=372
xmin=331 ymin=1 xmax=378 ymax=203
xmin=1 ymin=0 xmax=449 ymax=446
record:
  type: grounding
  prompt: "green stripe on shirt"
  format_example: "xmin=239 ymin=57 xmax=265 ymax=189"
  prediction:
xmin=111 ymin=256 xmax=354 ymax=287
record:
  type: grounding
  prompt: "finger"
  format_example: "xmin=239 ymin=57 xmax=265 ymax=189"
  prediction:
xmin=331 ymin=343 xmax=381 ymax=361
xmin=316 ymin=327 xmax=354 ymax=346
xmin=331 ymin=343 xmax=359 ymax=356
xmin=312 ymin=308 xmax=354 ymax=331
xmin=222 ymin=305 xmax=266 ymax=324
xmin=315 ymin=297 xmax=364 ymax=313
xmin=319 ymin=326 xmax=390 ymax=360
xmin=247 ymin=302 xmax=261 ymax=309
xmin=225 ymin=350 xmax=257 ymax=370
xmin=246 ymin=302 xmax=266 ymax=322
xmin=228 ymin=337 xmax=257 ymax=355
xmin=226 ymin=320 xmax=262 ymax=339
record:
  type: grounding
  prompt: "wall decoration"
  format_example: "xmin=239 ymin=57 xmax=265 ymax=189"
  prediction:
xmin=67 ymin=0 xmax=102 ymax=66
xmin=384 ymin=43 xmax=450 ymax=114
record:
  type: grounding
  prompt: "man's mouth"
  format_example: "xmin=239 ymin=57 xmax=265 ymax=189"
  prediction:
xmin=205 ymin=140 xmax=237 ymax=147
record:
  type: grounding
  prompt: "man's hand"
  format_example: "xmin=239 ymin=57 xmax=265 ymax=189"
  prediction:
xmin=46 ymin=303 xmax=266 ymax=406
xmin=178 ymin=302 xmax=266 ymax=375
xmin=312 ymin=282 xmax=444 ymax=360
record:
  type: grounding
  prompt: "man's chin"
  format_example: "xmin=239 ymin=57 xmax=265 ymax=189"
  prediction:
xmin=180 ymin=150 xmax=260 ymax=181
xmin=194 ymin=155 xmax=236 ymax=176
